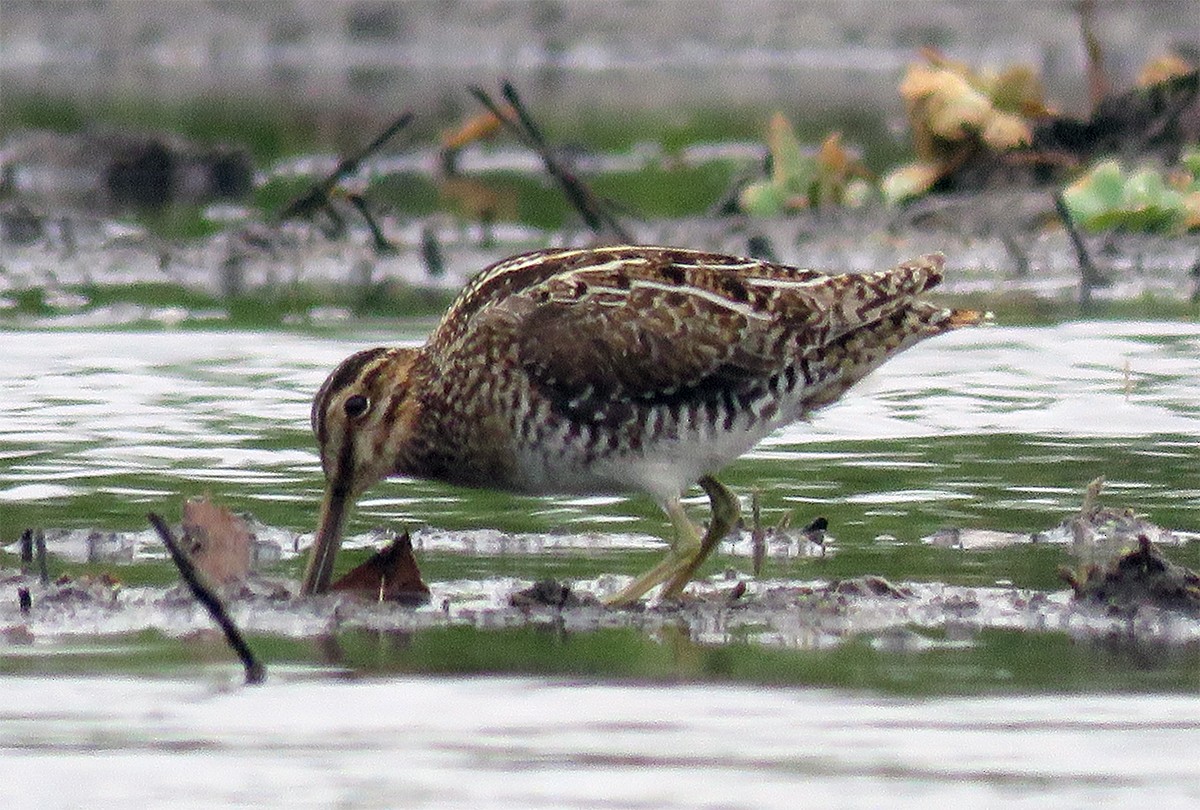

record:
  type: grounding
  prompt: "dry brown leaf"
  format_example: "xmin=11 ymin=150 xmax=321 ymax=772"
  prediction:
xmin=330 ymin=531 xmax=430 ymax=605
xmin=816 ymin=131 xmax=848 ymax=176
xmin=181 ymin=497 xmax=253 ymax=585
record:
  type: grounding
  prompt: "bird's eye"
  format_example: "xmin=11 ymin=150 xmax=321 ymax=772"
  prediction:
xmin=344 ymin=394 xmax=370 ymax=419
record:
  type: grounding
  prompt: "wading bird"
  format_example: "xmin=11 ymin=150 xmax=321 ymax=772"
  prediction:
xmin=302 ymin=246 xmax=980 ymax=605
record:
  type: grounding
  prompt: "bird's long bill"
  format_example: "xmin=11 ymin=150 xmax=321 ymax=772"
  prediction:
xmin=300 ymin=484 xmax=348 ymax=595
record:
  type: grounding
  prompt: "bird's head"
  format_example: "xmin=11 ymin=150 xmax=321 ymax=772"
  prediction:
xmin=301 ymin=346 xmax=421 ymax=595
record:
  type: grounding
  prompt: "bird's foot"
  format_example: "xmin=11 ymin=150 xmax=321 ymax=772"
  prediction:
xmin=601 ymin=537 xmax=701 ymax=608
xmin=659 ymin=476 xmax=740 ymax=599
xmin=603 ymin=476 xmax=741 ymax=607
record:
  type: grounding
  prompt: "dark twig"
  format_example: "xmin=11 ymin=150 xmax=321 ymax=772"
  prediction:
xmin=19 ymin=529 xmax=32 ymax=575
xmin=469 ymin=82 xmax=633 ymax=242
xmin=1076 ymin=0 xmax=1109 ymax=116
xmin=35 ymin=530 xmax=48 ymax=585
xmin=1189 ymin=251 xmax=1200 ymax=304
xmin=345 ymin=193 xmax=397 ymax=254
xmin=750 ymin=490 xmax=766 ymax=578
xmin=278 ymin=111 xmax=414 ymax=222
xmin=277 ymin=111 xmax=412 ymax=254
xmin=420 ymin=224 xmax=445 ymax=278
xmin=1053 ymin=190 xmax=1105 ymax=310
xmin=999 ymin=230 xmax=1030 ymax=278
xmin=148 ymin=512 xmax=265 ymax=685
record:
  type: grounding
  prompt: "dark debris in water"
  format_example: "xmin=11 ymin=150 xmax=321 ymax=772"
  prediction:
xmin=5 ymin=477 xmax=1200 ymax=653
xmin=1061 ymin=535 xmax=1200 ymax=615
xmin=509 ymin=579 xmax=598 ymax=610
xmin=829 ymin=575 xmax=913 ymax=599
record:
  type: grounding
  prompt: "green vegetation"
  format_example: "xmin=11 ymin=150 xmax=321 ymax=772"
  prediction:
xmin=2 ymin=92 xmax=322 ymax=163
xmin=1063 ymin=149 xmax=1200 ymax=234
xmin=1 ymin=281 xmax=458 ymax=327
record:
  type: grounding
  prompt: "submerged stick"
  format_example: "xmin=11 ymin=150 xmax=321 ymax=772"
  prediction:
xmin=148 ymin=512 xmax=265 ymax=685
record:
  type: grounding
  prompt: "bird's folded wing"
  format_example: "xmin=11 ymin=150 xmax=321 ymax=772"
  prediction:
xmin=507 ymin=252 xmax=947 ymax=408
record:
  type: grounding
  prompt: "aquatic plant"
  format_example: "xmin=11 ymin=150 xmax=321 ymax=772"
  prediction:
xmin=738 ymin=113 xmax=872 ymax=215
xmin=1061 ymin=148 xmax=1200 ymax=233
xmin=881 ymin=49 xmax=1045 ymax=203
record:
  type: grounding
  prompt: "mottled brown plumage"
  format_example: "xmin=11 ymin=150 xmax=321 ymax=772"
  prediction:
xmin=302 ymin=246 xmax=982 ymax=602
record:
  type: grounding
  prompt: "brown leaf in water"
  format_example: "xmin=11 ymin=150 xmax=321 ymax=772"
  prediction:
xmin=330 ymin=531 xmax=430 ymax=605
xmin=181 ymin=497 xmax=252 ymax=585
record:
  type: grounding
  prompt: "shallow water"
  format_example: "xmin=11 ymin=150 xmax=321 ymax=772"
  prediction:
xmin=4 ymin=320 xmax=1200 ymax=541
xmin=2 ymin=674 xmax=1199 ymax=809
xmin=3 ymin=317 xmax=1200 ymax=628
xmin=3 ymin=319 xmax=1200 ymax=807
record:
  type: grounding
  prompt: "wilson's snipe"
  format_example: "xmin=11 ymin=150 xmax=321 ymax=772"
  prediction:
xmin=301 ymin=246 xmax=982 ymax=604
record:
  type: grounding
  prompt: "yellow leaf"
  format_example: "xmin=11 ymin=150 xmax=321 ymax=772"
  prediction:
xmin=927 ymin=83 xmax=992 ymax=138
xmin=988 ymin=64 xmax=1048 ymax=115
xmin=881 ymin=162 xmax=943 ymax=204
xmin=816 ymin=132 xmax=845 ymax=174
xmin=981 ymin=111 xmax=1033 ymax=149
xmin=1181 ymin=191 xmax=1200 ymax=231
xmin=766 ymin=111 xmax=807 ymax=186
xmin=898 ymin=62 xmax=945 ymax=102
xmin=1138 ymin=52 xmax=1194 ymax=87
xmin=441 ymin=107 xmax=509 ymax=150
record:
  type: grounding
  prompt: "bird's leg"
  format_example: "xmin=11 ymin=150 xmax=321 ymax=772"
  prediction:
xmin=660 ymin=475 xmax=740 ymax=599
xmin=602 ymin=496 xmax=703 ymax=607
xmin=602 ymin=476 xmax=741 ymax=606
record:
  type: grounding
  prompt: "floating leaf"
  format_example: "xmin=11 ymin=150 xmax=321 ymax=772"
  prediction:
xmin=1062 ymin=158 xmax=1198 ymax=233
xmin=1062 ymin=159 xmax=1123 ymax=223
xmin=330 ymin=531 xmax=430 ymax=605
xmin=181 ymin=497 xmax=252 ymax=585
xmin=1124 ymin=168 xmax=1179 ymax=211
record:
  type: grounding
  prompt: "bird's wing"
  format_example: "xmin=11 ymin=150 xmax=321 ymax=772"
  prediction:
xmin=460 ymin=248 xmax=949 ymax=415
